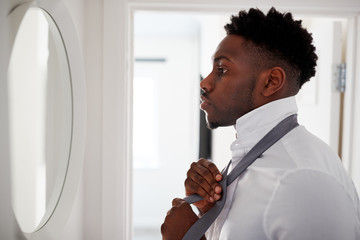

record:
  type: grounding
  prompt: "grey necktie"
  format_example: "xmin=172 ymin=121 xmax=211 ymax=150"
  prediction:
xmin=183 ymin=114 xmax=299 ymax=240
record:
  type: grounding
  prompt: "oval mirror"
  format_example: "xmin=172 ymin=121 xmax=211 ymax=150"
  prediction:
xmin=8 ymin=6 xmax=72 ymax=233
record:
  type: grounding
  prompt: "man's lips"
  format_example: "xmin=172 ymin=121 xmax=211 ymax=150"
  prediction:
xmin=200 ymin=96 xmax=211 ymax=110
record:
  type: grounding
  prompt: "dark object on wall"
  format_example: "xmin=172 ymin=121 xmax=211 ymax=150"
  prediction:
xmin=199 ymin=75 xmax=212 ymax=160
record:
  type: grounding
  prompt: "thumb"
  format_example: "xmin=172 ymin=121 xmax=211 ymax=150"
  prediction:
xmin=172 ymin=198 xmax=185 ymax=207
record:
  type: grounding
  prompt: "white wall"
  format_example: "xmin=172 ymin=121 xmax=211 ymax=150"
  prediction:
xmin=0 ymin=1 xmax=17 ymax=239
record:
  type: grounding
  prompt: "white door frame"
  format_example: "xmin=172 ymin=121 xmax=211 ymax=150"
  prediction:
xmin=102 ymin=1 xmax=360 ymax=239
xmin=342 ymin=16 xmax=360 ymax=192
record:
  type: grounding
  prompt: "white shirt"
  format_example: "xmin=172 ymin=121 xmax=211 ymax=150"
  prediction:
xmin=206 ymin=96 xmax=360 ymax=240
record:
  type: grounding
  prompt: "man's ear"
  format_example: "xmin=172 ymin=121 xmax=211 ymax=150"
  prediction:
xmin=261 ymin=67 xmax=286 ymax=97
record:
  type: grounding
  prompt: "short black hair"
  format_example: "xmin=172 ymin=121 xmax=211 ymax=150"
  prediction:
xmin=225 ymin=7 xmax=318 ymax=90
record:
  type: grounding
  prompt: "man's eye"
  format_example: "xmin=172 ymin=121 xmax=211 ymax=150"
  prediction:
xmin=218 ymin=67 xmax=227 ymax=75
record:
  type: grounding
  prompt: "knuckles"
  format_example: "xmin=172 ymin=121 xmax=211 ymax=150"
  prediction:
xmin=187 ymin=162 xmax=198 ymax=177
xmin=198 ymin=158 xmax=208 ymax=164
xmin=199 ymin=166 xmax=211 ymax=177
xmin=193 ymin=174 xmax=205 ymax=184
xmin=172 ymin=198 xmax=184 ymax=207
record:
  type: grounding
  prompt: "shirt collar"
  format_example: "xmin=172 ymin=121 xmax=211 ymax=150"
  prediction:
xmin=230 ymin=96 xmax=298 ymax=162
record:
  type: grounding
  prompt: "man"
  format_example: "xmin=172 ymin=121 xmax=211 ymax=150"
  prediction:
xmin=161 ymin=7 xmax=360 ymax=240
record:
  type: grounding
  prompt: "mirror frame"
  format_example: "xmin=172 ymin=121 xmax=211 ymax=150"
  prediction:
xmin=7 ymin=0 xmax=86 ymax=239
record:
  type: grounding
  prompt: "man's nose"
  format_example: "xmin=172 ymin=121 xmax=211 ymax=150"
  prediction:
xmin=200 ymin=74 xmax=214 ymax=93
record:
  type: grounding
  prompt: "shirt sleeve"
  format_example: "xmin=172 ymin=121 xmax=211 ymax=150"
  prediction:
xmin=263 ymin=169 xmax=359 ymax=240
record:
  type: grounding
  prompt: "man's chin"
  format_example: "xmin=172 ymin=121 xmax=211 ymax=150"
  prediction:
xmin=207 ymin=121 xmax=220 ymax=130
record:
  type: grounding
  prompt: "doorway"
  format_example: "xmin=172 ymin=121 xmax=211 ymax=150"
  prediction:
xmin=132 ymin=10 xmax=350 ymax=240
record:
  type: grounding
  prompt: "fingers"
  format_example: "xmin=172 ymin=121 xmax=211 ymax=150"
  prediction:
xmin=167 ymin=198 xmax=191 ymax=216
xmin=199 ymin=158 xmax=223 ymax=182
xmin=185 ymin=158 xmax=222 ymax=202
xmin=161 ymin=198 xmax=198 ymax=240
xmin=172 ymin=198 xmax=185 ymax=207
xmin=171 ymin=198 xmax=194 ymax=216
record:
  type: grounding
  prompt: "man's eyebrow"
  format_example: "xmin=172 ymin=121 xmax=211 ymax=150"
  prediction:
xmin=212 ymin=55 xmax=232 ymax=63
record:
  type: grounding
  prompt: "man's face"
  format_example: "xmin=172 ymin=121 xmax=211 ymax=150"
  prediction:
xmin=200 ymin=35 xmax=259 ymax=129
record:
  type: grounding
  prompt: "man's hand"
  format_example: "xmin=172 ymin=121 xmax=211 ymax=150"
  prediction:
xmin=184 ymin=158 xmax=222 ymax=214
xmin=161 ymin=198 xmax=203 ymax=240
